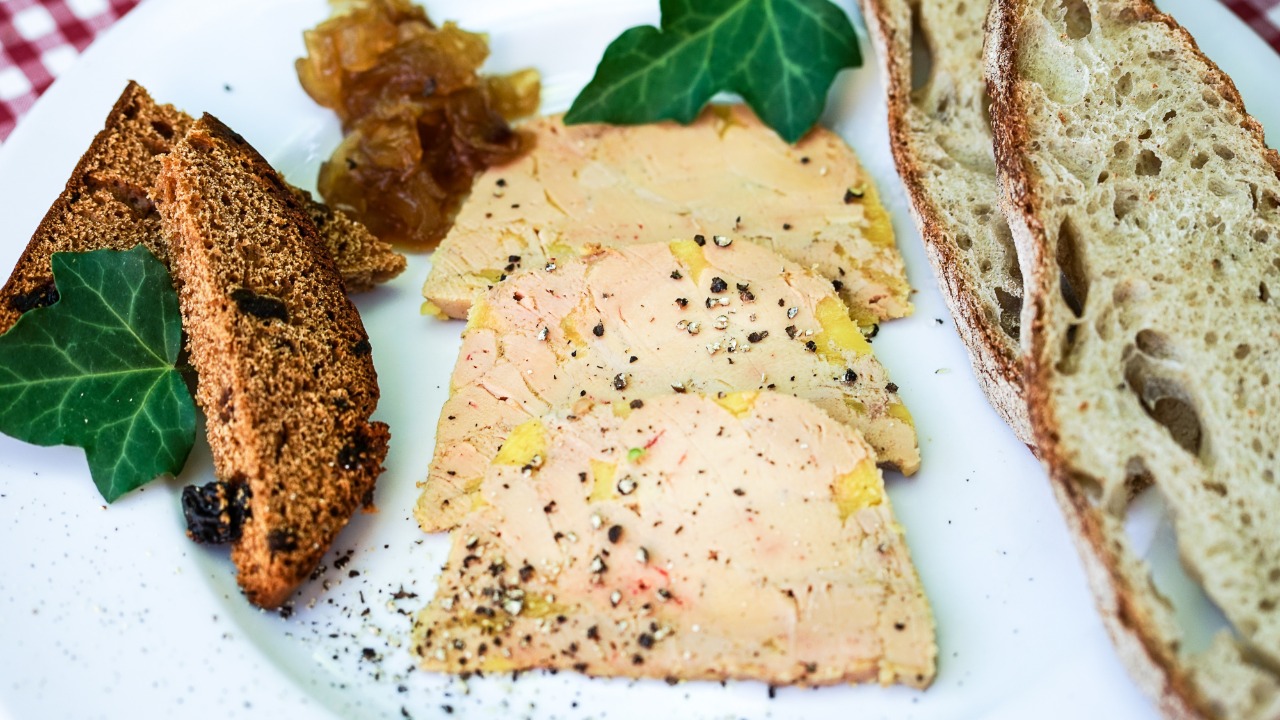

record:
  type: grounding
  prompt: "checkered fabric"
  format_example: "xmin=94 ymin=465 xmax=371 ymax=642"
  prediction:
xmin=0 ymin=0 xmax=141 ymax=142
xmin=0 ymin=0 xmax=1277 ymax=144
xmin=1223 ymin=0 xmax=1280 ymax=51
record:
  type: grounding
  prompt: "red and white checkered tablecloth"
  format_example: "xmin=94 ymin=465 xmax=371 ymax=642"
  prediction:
xmin=0 ymin=0 xmax=1278 ymax=143
xmin=0 ymin=0 xmax=141 ymax=142
xmin=1227 ymin=0 xmax=1280 ymax=47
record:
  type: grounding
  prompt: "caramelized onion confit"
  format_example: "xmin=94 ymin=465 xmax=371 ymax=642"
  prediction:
xmin=297 ymin=0 xmax=540 ymax=249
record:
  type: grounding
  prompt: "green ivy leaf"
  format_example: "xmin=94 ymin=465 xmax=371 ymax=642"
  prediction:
xmin=564 ymin=0 xmax=862 ymax=144
xmin=0 ymin=246 xmax=196 ymax=502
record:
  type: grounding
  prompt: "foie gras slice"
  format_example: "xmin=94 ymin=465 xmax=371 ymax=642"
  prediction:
xmin=422 ymin=104 xmax=910 ymax=329
xmin=413 ymin=391 xmax=936 ymax=687
xmin=419 ymin=238 xmax=919 ymax=533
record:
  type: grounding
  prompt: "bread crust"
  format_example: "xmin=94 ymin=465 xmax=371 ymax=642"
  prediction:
xmin=858 ymin=0 xmax=1033 ymax=444
xmin=986 ymin=0 xmax=1280 ymax=716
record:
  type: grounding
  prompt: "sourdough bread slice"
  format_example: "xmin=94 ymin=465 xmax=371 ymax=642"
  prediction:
xmin=859 ymin=0 xmax=1032 ymax=443
xmin=155 ymin=114 xmax=389 ymax=609
xmin=0 ymin=81 xmax=403 ymax=335
xmin=986 ymin=0 xmax=1280 ymax=716
xmin=414 ymin=391 xmax=936 ymax=687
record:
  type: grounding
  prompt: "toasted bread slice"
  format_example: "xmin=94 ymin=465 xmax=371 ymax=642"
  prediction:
xmin=154 ymin=114 xmax=389 ymax=608
xmin=0 ymin=81 xmax=403 ymax=335
xmin=422 ymin=105 xmax=912 ymax=329
xmin=418 ymin=238 xmax=919 ymax=532
xmin=986 ymin=0 xmax=1280 ymax=716
xmin=414 ymin=391 xmax=936 ymax=687
xmin=291 ymin=184 xmax=405 ymax=292
xmin=859 ymin=0 xmax=1032 ymax=443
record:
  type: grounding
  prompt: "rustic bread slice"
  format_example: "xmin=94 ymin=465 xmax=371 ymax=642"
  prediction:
xmin=422 ymin=104 xmax=912 ymax=329
xmin=418 ymin=238 xmax=919 ymax=533
xmin=859 ymin=0 xmax=1032 ymax=443
xmin=0 ymin=82 xmax=403 ymax=336
xmin=986 ymin=0 xmax=1280 ymax=716
xmin=154 ymin=114 xmax=389 ymax=609
xmin=414 ymin=391 xmax=936 ymax=687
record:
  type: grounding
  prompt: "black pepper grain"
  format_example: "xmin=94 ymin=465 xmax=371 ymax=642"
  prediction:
xmin=593 ymin=321 xmax=605 ymax=337
xmin=710 ymin=277 xmax=728 ymax=293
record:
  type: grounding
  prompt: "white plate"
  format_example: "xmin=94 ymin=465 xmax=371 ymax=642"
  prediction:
xmin=0 ymin=1 xmax=1274 ymax=718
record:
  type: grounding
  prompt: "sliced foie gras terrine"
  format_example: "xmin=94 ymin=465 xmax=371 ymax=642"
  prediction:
xmin=418 ymin=238 xmax=918 ymax=533
xmin=413 ymin=391 xmax=936 ymax=687
xmin=422 ymin=104 xmax=911 ymax=329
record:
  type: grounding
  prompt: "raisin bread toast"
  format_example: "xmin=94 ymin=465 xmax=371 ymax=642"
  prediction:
xmin=0 ymin=81 xmax=403 ymax=334
xmin=154 ymin=114 xmax=389 ymax=608
xmin=986 ymin=0 xmax=1280 ymax=716
xmin=858 ymin=0 xmax=1032 ymax=443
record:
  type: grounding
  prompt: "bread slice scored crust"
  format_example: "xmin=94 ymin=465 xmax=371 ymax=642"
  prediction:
xmin=0 ymin=81 xmax=404 ymax=335
xmin=858 ymin=0 xmax=1032 ymax=444
xmin=154 ymin=114 xmax=390 ymax=608
xmin=986 ymin=0 xmax=1280 ymax=716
